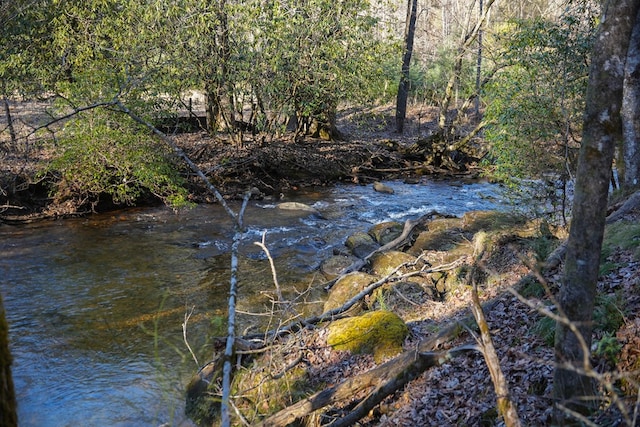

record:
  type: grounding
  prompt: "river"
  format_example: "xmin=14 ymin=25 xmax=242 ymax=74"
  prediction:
xmin=0 ymin=179 xmax=508 ymax=426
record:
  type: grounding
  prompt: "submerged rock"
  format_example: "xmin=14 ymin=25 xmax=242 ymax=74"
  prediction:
xmin=373 ymin=181 xmax=394 ymax=194
xmin=345 ymin=231 xmax=379 ymax=258
xmin=327 ymin=310 xmax=408 ymax=362
xmin=320 ymin=255 xmax=360 ymax=279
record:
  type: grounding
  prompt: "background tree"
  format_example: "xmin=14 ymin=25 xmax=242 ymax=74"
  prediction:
xmin=553 ymin=0 xmax=640 ymax=421
xmin=1 ymin=0 xmax=56 ymax=149
xmin=395 ymin=0 xmax=418 ymax=134
xmin=621 ymin=11 xmax=640 ymax=189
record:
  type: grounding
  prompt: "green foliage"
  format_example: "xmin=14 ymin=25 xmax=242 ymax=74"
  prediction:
xmin=593 ymin=332 xmax=622 ymax=365
xmin=532 ymin=315 xmax=556 ymax=347
xmin=482 ymin=5 xmax=597 ymax=186
xmin=0 ymin=0 xmax=57 ymax=95
xmin=48 ymin=110 xmax=189 ymax=209
xmin=532 ymin=293 xmax=625 ymax=349
xmin=407 ymin=47 xmax=477 ymax=105
xmin=593 ymin=293 xmax=625 ymax=334
xmin=519 ymin=277 xmax=545 ymax=299
xmin=600 ymin=221 xmax=640 ymax=275
xmin=244 ymin=0 xmax=398 ymax=126
xmin=528 ymin=235 xmax=559 ymax=263
xmin=602 ymin=221 xmax=640 ymax=261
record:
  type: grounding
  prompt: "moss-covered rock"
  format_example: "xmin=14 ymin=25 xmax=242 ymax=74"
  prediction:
xmin=369 ymin=250 xmax=419 ymax=276
xmin=324 ymin=272 xmax=378 ymax=314
xmin=408 ymin=227 xmax=466 ymax=255
xmin=345 ymin=231 xmax=379 ymax=258
xmin=461 ymin=210 xmax=528 ymax=233
xmin=368 ymin=221 xmax=403 ymax=245
xmin=327 ymin=310 xmax=408 ymax=363
xmin=320 ymin=255 xmax=359 ymax=279
xmin=233 ymin=363 xmax=311 ymax=418
xmin=426 ymin=217 xmax=464 ymax=233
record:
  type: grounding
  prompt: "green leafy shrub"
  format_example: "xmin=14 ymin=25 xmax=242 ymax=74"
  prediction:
xmin=482 ymin=7 xmax=597 ymax=214
xmin=48 ymin=111 xmax=189 ymax=210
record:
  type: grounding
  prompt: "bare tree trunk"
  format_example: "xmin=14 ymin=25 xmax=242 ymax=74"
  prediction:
xmin=395 ymin=0 xmax=418 ymax=134
xmin=622 ymin=9 xmax=640 ymax=189
xmin=204 ymin=0 xmax=235 ymax=136
xmin=1 ymin=81 xmax=17 ymax=151
xmin=474 ymin=0 xmax=483 ymax=116
xmin=0 ymin=293 xmax=17 ymax=427
xmin=553 ymin=0 xmax=640 ymax=423
xmin=438 ymin=0 xmax=496 ymax=132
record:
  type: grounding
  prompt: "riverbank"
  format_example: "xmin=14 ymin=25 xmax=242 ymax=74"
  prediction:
xmin=0 ymin=104 xmax=483 ymax=223
xmin=187 ymin=201 xmax=640 ymax=426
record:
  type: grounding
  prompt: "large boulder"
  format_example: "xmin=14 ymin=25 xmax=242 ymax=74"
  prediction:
xmin=369 ymin=250 xmax=419 ymax=276
xmin=345 ymin=231 xmax=379 ymax=259
xmin=324 ymin=272 xmax=378 ymax=314
xmin=368 ymin=221 xmax=404 ymax=246
xmin=327 ymin=310 xmax=408 ymax=362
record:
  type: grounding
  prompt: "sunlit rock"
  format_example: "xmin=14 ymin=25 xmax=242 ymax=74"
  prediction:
xmin=324 ymin=272 xmax=378 ymax=314
xmin=369 ymin=250 xmax=418 ymax=276
xmin=368 ymin=221 xmax=403 ymax=245
xmin=373 ymin=181 xmax=394 ymax=194
xmin=327 ymin=310 xmax=408 ymax=363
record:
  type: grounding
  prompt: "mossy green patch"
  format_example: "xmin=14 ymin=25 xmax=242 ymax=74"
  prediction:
xmin=461 ymin=210 xmax=528 ymax=233
xmin=233 ymin=363 xmax=311 ymax=419
xmin=327 ymin=310 xmax=408 ymax=363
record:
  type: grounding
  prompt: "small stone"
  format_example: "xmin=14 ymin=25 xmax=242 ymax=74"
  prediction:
xmin=373 ymin=181 xmax=394 ymax=194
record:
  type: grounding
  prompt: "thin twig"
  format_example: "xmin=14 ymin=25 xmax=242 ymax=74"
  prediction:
xmin=254 ymin=231 xmax=283 ymax=302
xmin=182 ymin=305 xmax=199 ymax=366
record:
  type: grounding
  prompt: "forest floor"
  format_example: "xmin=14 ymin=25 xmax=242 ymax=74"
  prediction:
xmin=2 ymin=103 xmax=640 ymax=425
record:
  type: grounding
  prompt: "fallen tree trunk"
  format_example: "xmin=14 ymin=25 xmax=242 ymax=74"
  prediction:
xmin=257 ymin=325 xmax=479 ymax=427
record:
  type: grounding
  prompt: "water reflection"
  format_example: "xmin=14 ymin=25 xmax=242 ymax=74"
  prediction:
xmin=0 ymin=179 xmax=506 ymax=426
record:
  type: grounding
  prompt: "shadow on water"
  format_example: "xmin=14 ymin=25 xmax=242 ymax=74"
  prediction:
xmin=0 ymin=179 xmax=508 ymax=426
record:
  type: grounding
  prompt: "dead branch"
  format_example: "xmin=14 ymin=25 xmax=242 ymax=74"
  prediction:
xmin=606 ymin=190 xmax=640 ymax=223
xmin=182 ymin=306 xmax=199 ymax=366
xmin=242 ymin=254 xmax=462 ymax=343
xmin=257 ymin=334 xmax=479 ymax=427
xmin=254 ymin=232 xmax=283 ymax=302
xmin=470 ymin=277 xmax=522 ymax=426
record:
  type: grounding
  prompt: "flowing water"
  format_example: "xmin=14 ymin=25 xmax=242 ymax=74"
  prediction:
xmin=0 ymin=179 xmax=509 ymax=426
